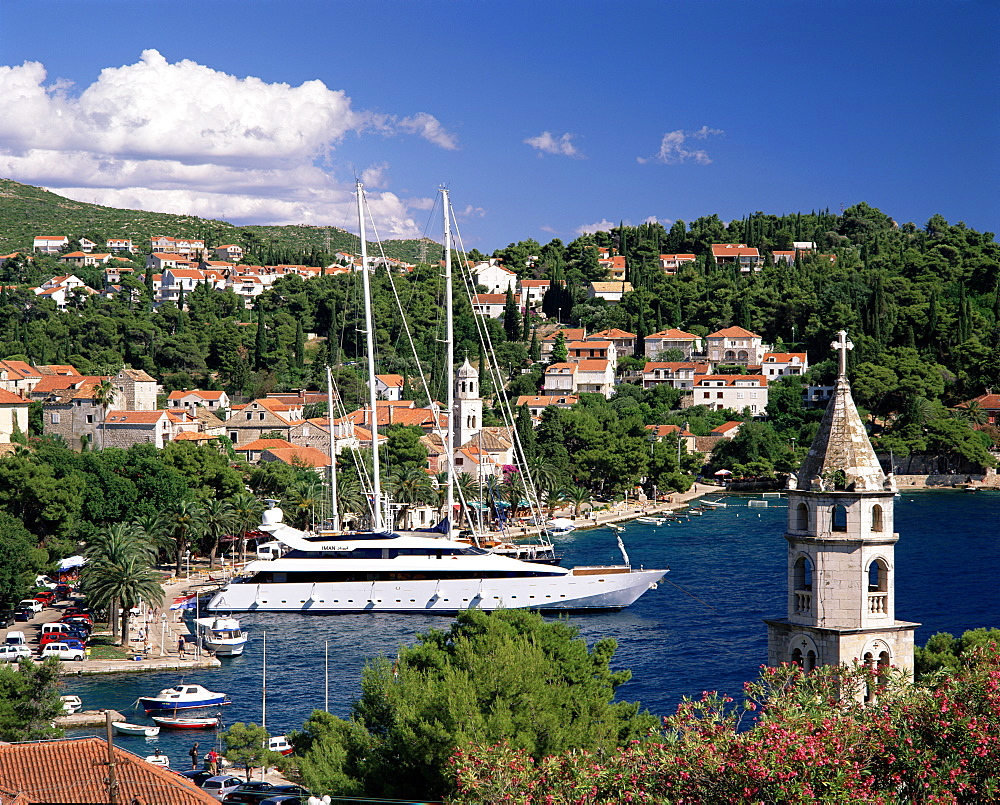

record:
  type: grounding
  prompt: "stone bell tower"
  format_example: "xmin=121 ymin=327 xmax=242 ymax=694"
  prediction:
xmin=453 ymin=357 xmax=482 ymax=448
xmin=765 ymin=330 xmax=918 ymax=683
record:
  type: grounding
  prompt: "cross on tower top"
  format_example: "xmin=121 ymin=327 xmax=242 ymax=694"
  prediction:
xmin=832 ymin=329 xmax=854 ymax=377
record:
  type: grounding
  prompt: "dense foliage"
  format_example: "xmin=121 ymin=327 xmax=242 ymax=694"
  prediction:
xmin=0 ymin=658 xmax=64 ymax=742
xmin=290 ymin=609 xmax=656 ymax=800
xmin=451 ymin=642 xmax=1000 ymax=803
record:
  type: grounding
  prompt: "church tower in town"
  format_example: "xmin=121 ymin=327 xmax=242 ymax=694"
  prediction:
xmin=765 ymin=331 xmax=918 ymax=686
xmin=454 ymin=357 xmax=483 ymax=448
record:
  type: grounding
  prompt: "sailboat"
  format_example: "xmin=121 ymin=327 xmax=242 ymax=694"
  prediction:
xmin=206 ymin=185 xmax=667 ymax=614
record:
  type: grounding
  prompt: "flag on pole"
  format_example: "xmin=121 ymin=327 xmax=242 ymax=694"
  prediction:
xmin=169 ymin=594 xmax=197 ymax=611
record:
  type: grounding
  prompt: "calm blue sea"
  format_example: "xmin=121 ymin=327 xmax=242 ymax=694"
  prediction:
xmin=67 ymin=490 xmax=999 ymax=764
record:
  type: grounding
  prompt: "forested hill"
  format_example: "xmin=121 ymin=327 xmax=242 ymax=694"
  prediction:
xmin=0 ymin=179 xmax=437 ymax=264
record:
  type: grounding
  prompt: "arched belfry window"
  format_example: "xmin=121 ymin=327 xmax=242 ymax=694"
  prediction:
xmin=871 ymin=504 xmax=884 ymax=532
xmin=805 ymin=650 xmax=817 ymax=672
xmin=832 ymin=504 xmax=848 ymax=532
xmin=791 ymin=647 xmax=803 ymax=667
xmin=793 ymin=556 xmax=813 ymax=591
xmin=868 ymin=559 xmax=888 ymax=592
xmin=794 ymin=502 xmax=808 ymax=531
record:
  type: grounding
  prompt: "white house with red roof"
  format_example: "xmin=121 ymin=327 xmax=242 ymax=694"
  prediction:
xmin=515 ymin=394 xmax=580 ymax=418
xmin=0 ymin=388 xmax=29 ymax=444
xmin=374 ymin=374 xmax=405 ymax=401
xmin=167 ymin=389 xmax=231 ymax=412
xmin=588 ymin=328 xmax=636 ymax=357
xmin=543 ymin=363 xmax=577 ymax=395
xmin=0 ymin=360 xmax=41 ymax=398
xmin=33 ymin=235 xmax=68 ymax=254
xmin=159 ymin=266 xmax=207 ymax=304
xmin=644 ymin=328 xmax=702 ymax=359
xmin=32 ymin=275 xmax=95 ymax=311
xmin=149 ymin=236 xmax=205 ymax=257
xmin=693 ymin=375 xmax=769 ymax=414
xmin=704 ymin=326 xmax=770 ymax=365
xmin=471 ymin=293 xmax=507 ymax=318
xmin=106 ymin=238 xmax=134 ymax=253
xmin=517 ymin=278 xmax=551 ymax=309
xmin=761 ymin=352 xmax=809 ymax=378
xmin=58 ymin=251 xmax=113 ymax=268
xmin=711 ymin=243 xmax=762 ymax=272
xmin=473 ymin=262 xmax=517 ymax=294
xmin=642 ymin=361 xmax=708 ymax=390
xmin=575 ymin=359 xmax=616 ymax=397
xmin=645 ymin=423 xmax=697 ymax=454
xmin=599 ymin=254 xmax=627 ymax=281
xmin=145 ymin=252 xmax=187 ymax=270
xmin=659 ymin=254 xmax=697 ymax=274
xmin=587 ymin=281 xmax=633 ymax=303
xmin=213 ymin=244 xmax=244 ymax=261
xmin=567 ymin=340 xmax=617 ymax=363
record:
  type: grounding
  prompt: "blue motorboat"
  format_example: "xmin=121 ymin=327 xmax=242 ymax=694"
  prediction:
xmin=139 ymin=683 xmax=229 ymax=712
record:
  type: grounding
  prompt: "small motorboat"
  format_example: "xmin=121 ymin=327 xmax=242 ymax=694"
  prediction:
xmin=195 ymin=616 xmax=248 ymax=657
xmin=139 ymin=684 xmax=229 ymax=712
xmin=150 ymin=714 xmax=220 ymax=730
xmin=635 ymin=516 xmax=665 ymax=526
xmin=113 ymin=721 xmax=160 ymax=737
xmin=145 ymin=752 xmax=169 ymax=768
xmin=701 ymin=500 xmax=726 ymax=507
xmin=59 ymin=695 xmax=82 ymax=714
xmin=268 ymin=735 xmax=293 ymax=756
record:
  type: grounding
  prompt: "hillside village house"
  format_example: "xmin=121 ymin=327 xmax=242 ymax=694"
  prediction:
xmin=515 ymin=394 xmax=580 ymax=418
xmin=59 ymin=251 xmax=113 ymax=268
xmin=539 ymin=327 xmax=585 ymax=359
xmin=543 ymin=359 xmax=615 ymax=397
xmin=167 ymin=389 xmax=231 ymax=412
xmin=659 ymin=253 xmax=697 ymax=274
xmin=588 ymin=281 xmax=633 ymax=303
xmin=589 ymin=328 xmax=636 ymax=357
xmin=645 ymin=423 xmax=697 ymax=454
xmin=33 ymin=235 xmax=68 ymax=254
xmin=471 ymin=293 xmax=507 ymax=318
xmin=762 ymin=352 xmax=809 ymax=377
xmin=213 ymin=244 xmax=244 ymax=261
xmin=473 ymin=261 xmax=517 ymax=293
xmin=374 ymin=374 xmax=405 ymax=401
xmin=599 ymin=254 xmax=627 ymax=281
xmin=0 ymin=388 xmax=29 ymax=445
xmin=644 ymin=328 xmax=701 ymax=359
xmin=693 ymin=374 xmax=769 ymax=414
xmin=225 ymin=397 xmax=302 ymax=446
xmin=704 ymin=326 xmax=770 ymax=366
xmin=642 ymin=361 xmax=709 ymax=390
xmin=711 ymin=243 xmax=763 ymax=272
xmin=149 ymin=235 xmax=205 ymax=256
xmin=0 ymin=360 xmax=41 ymax=397
xmin=567 ymin=339 xmax=617 ymax=363
xmin=106 ymin=238 xmax=134 ymax=252
xmin=518 ymin=278 xmax=551 ymax=309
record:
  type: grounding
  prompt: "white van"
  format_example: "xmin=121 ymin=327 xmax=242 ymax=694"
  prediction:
xmin=17 ymin=599 xmax=42 ymax=613
xmin=5 ymin=631 xmax=27 ymax=646
xmin=41 ymin=623 xmax=71 ymax=637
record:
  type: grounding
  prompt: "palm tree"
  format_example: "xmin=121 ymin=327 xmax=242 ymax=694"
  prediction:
xmin=229 ymin=491 xmax=264 ymax=564
xmin=81 ymin=522 xmax=157 ymax=643
xmin=388 ymin=467 xmax=434 ymax=528
xmin=164 ymin=499 xmax=206 ymax=577
xmin=287 ymin=479 xmax=325 ymax=530
xmin=91 ymin=378 xmax=117 ymax=449
xmin=544 ymin=488 xmax=569 ymax=519
xmin=132 ymin=512 xmax=172 ymax=563
xmin=455 ymin=472 xmax=480 ymax=529
xmin=567 ymin=486 xmax=593 ymax=517
xmin=83 ymin=553 xmax=163 ymax=646
xmin=334 ymin=474 xmax=365 ymax=527
xmin=953 ymin=400 xmax=988 ymax=426
xmin=201 ymin=498 xmax=236 ymax=570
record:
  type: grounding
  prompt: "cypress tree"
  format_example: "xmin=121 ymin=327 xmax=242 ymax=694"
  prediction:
xmin=294 ymin=319 xmax=305 ymax=368
xmin=254 ymin=307 xmax=267 ymax=370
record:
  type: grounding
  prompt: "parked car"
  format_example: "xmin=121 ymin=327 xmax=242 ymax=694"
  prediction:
xmin=17 ymin=599 xmax=43 ymax=614
xmin=201 ymin=775 xmax=244 ymax=801
xmin=40 ymin=633 xmax=84 ymax=650
xmin=0 ymin=645 xmax=32 ymax=662
xmin=177 ymin=769 xmax=216 ymax=787
xmin=39 ymin=642 xmax=85 ymax=661
xmin=54 ymin=584 xmax=73 ymax=599
xmin=222 ymin=784 xmax=310 ymax=804
xmin=33 ymin=591 xmax=55 ymax=606
xmin=13 ymin=609 xmax=32 ymax=622
xmin=35 ymin=575 xmax=57 ymax=589
xmin=0 ymin=609 xmax=14 ymax=628
xmin=258 ymin=796 xmax=304 ymax=805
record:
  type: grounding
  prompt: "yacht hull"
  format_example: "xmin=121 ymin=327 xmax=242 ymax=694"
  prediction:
xmin=206 ymin=569 xmax=665 ymax=614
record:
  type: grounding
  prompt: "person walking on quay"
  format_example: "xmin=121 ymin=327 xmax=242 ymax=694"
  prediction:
xmin=207 ymin=748 xmax=219 ymax=775
xmin=189 ymin=742 xmax=199 ymax=770
xmin=178 ymin=635 xmax=186 ymax=658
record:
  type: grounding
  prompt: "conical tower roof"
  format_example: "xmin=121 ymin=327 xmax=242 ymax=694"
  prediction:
xmin=795 ymin=331 xmax=886 ymax=492
xmin=456 ymin=356 xmax=478 ymax=378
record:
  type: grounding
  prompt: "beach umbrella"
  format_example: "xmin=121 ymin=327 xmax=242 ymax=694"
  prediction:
xmin=714 ymin=469 xmax=733 ymax=476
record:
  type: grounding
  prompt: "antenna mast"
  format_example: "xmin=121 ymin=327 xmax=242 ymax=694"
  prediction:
xmin=357 ymin=182 xmax=383 ymax=530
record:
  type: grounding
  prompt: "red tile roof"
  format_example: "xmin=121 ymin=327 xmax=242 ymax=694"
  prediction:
xmin=0 ymin=389 xmax=28 ymax=404
xmin=263 ymin=446 xmax=331 ymax=467
xmin=706 ymin=326 xmax=762 ymax=339
xmin=0 ymin=736 xmax=217 ymax=803
xmin=235 ymin=438 xmax=297 ymax=452
xmin=646 ymin=328 xmax=700 ymax=340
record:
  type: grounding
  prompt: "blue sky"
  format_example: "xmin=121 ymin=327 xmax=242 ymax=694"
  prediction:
xmin=1 ymin=0 xmax=997 ymax=251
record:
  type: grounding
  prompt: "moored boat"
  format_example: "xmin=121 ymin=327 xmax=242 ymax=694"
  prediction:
xmin=150 ymin=714 xmax=220 ymax=729
xmin=139 ymin=684 xmax=229 ymax=713
xmin=269 ymin=735 xmax=293 ymax=756
xmin=59 ymin=695 xmax=82 ymax=714
xmin=145 ymin=752 xmax=169 ymax=767
xmin=543 ymin=517 xmax=576 ymax=535
xmin=635 ymin=516 xmax=665 ymax=525
xmin=194 ymin=616 xmax=247 ymax=656
xmin=113 ymin=721 xmax=160 ymax=737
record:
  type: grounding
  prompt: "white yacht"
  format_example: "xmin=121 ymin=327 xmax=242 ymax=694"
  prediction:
xmin=194 ymin=615 xmax=247 ymax=656
xmin=206 ymin=504 xmax=666 ymax=614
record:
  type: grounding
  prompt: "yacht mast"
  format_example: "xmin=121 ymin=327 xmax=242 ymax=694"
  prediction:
xmin=326 ymin=366 xmax=339 ymax=532
xmin=442 ymin=188 xmax=455 ymax=533
xmin=357 ymin=181 xmax=383 ymax=531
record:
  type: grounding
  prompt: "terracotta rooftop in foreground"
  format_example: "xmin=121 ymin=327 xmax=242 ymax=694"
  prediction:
xmin=0 ymin=736 xmax=217 ymax=803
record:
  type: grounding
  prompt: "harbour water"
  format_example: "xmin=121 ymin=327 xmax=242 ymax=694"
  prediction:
xmin=66 ymin=490 xmax=999 ymax=764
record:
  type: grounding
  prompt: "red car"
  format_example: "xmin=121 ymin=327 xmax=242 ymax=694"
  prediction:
xmin=40 ymin=631 xmax=85 ymax=649
xmin=33 ymin=591 xmax=55 ymax=606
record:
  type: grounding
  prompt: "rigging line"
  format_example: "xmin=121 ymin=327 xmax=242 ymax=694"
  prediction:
xmin=450 ymin=218 xmax=546 ymax=527
xmin=662 ymin=577 xmax=719 ymax=613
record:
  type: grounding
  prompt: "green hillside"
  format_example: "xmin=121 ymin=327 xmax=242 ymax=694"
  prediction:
xmin=0 ymin=178 xmax=438 ymax=263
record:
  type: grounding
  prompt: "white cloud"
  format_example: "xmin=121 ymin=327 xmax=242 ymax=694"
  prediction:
xmin=638 ymin=126 xmax=724 ymax=165
xmin=644 ymin=215 xmax=674 ymax=226
xmin=524 ymin=131 xmax=582 ymax=158
xmin=397 ymin=113 xmax=459 ymax=151
xmin=457 ymin=204 xmax=486 ymax=219
xmin=575 ymin=219 xmax=618 ymax=236
xmin=0 ymin=51 xmax=456 ymax=237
